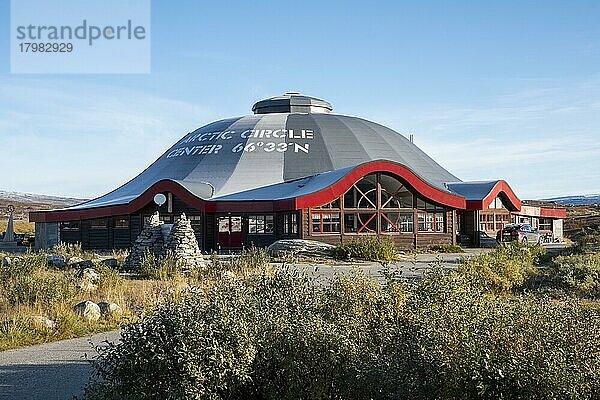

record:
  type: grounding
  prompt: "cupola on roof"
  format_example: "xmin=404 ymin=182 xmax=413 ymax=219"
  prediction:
xmin=252 ymin=92 xmax=333 ymax=114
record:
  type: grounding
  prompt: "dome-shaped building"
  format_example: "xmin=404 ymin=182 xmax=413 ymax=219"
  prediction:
xmin=31 ymin=93 xmax=565 ymax=251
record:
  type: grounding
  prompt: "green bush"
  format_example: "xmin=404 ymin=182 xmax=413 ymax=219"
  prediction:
xmin=84 ymin=263 xmax=600 ymax=400
xmin=550 ymin=253 xmax=600 ymax=299
xmin=334 ymin=236 xmax=398 ymax=262
xmin=573 ymin=227 xmax=600 ymax=254
xmin=458 ymin=242 xmax=545 ymax=293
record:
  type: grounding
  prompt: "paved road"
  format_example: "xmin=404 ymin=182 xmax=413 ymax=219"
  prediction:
xmin=0 ymin=331 xmax=120 ymax=400
xmin=291 ymin=249 xmax=491 ymax=282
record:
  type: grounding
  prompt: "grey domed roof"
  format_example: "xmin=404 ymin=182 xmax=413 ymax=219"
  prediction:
xmin=70 ymin=95 xmax=460 ymax=210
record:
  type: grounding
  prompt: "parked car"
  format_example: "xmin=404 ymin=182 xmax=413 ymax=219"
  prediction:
xmin=496 ymin=224 xmax=542 ymax=245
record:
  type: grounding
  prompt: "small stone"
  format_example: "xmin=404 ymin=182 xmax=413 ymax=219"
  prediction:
xmin=72 ymin=259 xmax=94 ymax=269
xmin=30 ymin=315 xmax=56 ymax=330
xmin=78 ymin=268 xmax=100 ymax=291
xmin=46 ymin=255 xmax=67 ymax=268
xmin=73 ymin=301 xmax=101 ymax=322
xmin=97 ymin=301 xmax=122 ymax=318
xmin=99 ymin=258 xmax=118 ymax=268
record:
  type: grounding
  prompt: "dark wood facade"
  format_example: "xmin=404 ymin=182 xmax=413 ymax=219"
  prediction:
xmin=57 ymin=172 xmax=457 ymax=252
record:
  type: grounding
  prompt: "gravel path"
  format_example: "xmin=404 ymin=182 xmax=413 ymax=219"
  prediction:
xmin=0 ymin=330 xmax=120 ymax=400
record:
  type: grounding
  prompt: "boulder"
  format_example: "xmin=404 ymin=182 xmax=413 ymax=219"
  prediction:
xmin=68 ymin=256 xmax=84 ymax=264
xmin=46 ymin=255 xmax=67 ymax=268
xmin=267 ymin=239 xmax=337 ymax=258
xmin=30 ymin=315 xmax=56 ymax=330
xmin=98 ymin=258 xmax=119 ymax=268
xmin=78 ymin=268 xmax=100 ymax=291
xmin=73 ymin=301 xmax=101 ymax=322
xmin=71 ymin=259 xmax=94 ymax=269
xmin=97 ymin=301 xmax=122 ymax=318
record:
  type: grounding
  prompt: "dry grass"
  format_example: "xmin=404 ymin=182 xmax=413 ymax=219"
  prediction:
xmin=0 ymin=252 xmax=205 ymax=351
xmin=0 ymin=219 xmax=35 ymax=235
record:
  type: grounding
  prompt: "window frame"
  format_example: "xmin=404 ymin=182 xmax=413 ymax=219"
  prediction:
xmin=248 ymin=214 xmax=274 ymax=235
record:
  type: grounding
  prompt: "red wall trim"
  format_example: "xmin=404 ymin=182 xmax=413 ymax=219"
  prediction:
xmin=540 ymin=207 xmax=567 ymax=219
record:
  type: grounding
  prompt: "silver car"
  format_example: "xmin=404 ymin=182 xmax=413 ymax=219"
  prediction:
xmin=497 ymin=224 xmax=542 ymax=245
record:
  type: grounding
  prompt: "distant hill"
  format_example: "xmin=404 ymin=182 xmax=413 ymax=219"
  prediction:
xmin=542 ymin=194 xmax=600 ymax=206
xmin=0 ymin=191 xmax=88 ymax=227
xmin=0 ymin=190 xmax=86 ymax=207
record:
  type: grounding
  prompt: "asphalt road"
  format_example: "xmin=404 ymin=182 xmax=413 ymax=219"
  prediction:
xmin=0 ymin=330 xmax=120 ymax=400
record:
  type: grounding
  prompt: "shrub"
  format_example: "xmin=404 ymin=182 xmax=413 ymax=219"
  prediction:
xmin=573 ymin=227 xmax=600 ymax=254
xmin=458 ymin=242 xmax=545 ymax=293
xmin=410 ymin=268 xmax=600 ymax=399
xmin=52 ymin=242 xmax=83 ymax=258
xmin=334 ymin=236 xmax=398 ymax=262
xmin=550 ymin=253 xmax=600 ymax=299
xmin=85 ymin=260 xmax=600 ymax=400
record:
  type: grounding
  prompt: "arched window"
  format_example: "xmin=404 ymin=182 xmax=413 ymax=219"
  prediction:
xmin=310 ymin=173 xmax=447 ymax=235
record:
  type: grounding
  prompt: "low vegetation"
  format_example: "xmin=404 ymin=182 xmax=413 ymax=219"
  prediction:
xmin=334 ymin=236 xmax=399 ymax=262
xmin=82 ymin=242 xmax=600 ymax=400
xmin=0 ymin=247 xmax=203 ymax=351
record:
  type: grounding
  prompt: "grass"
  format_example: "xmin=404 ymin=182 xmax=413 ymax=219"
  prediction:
xmin=0 ymin=219 xmax=35 ymax=235
xmin=0 ymin=249 xmax=206 ymax=351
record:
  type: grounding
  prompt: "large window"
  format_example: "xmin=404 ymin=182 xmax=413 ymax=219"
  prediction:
xmin=248 ymin=215 xmax=274 ymax=234
xmin=344 ymin=212 xmax=376 ymax=233
xmin=539 ymin=218 xmax=552 ymax=231
xmin=418 ymin=212 xmax=445 ymax=233
xmin=114 ymin=217 xmax=129 ymax=229
xmin=310 ymin=173 xmax=448 ymax=235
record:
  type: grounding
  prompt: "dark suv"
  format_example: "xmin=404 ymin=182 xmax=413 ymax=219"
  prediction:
xmin=496 ymin=224 xmax=542 ymax=245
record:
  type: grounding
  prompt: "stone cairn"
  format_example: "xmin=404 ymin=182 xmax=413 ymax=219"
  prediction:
xmin=123 ymin=212 xmax=166 ymax=269
xmin=165 ymin=213 xmax=205 ymax=268
xmin=124 ymin=212 xmax=205 ymax=270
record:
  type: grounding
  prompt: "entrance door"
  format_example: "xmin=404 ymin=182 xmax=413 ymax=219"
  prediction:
xmin=217 ymin=215 xmax=243 ymax=249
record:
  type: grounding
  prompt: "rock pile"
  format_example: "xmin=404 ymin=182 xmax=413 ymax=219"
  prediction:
xmin=164 ymin=213 xmax=205 ymax=268
xmin=123 ymin=212 xmax=166 ymax=269
xmin=124 ymin=212 xmax=205 ymax=269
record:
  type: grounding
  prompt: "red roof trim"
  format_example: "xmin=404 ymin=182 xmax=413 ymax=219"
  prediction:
xmin=295 ymin=161 xmax=466 ymax=209
xmin=30 ymin=161 xmax=467 ymax=223
xmin=466 ymin=180 xmax=521 ymax=212
xmin=30 ymin=180 xmax=207 ymax=223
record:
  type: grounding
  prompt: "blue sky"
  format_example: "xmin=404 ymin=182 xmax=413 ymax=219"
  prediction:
xmin=0 ymin=0 xmax=599 ymax=198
